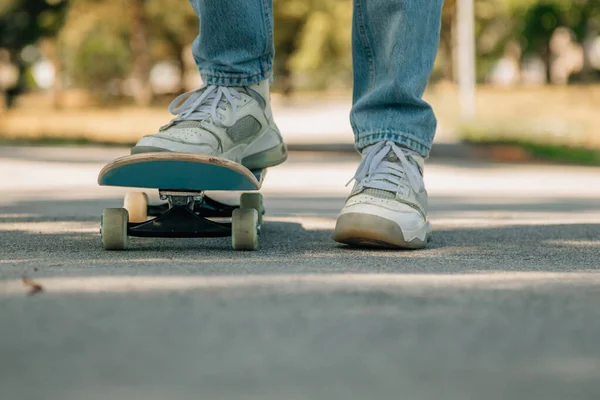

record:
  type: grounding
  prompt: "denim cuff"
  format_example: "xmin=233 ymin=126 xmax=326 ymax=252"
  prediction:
xmin=200 ymin=67 xmax=272 ymax=87
xmin=355 ymin=132 xmax=432 ymax=158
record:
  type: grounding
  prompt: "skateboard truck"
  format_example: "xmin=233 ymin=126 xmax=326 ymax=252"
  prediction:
xmin=128 ymin=201 xmax=232 ymax=238
xmin=146 ymin=195 xmax=239 ymax=219
xmin=101 ymin=191 xmax=264 ymax=251
xmin=127 ymin=191 xmax=254 ymax=238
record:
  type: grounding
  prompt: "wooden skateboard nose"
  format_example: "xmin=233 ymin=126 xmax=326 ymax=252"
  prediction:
xmin=98 ymin=152 xmax=264 ymax=191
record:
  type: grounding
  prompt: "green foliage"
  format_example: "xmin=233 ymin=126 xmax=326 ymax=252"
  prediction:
xmin=71 ymin=27 xmax=130 ymax=90
xmin=0 ymin=0 xmax=67 ymax=51
xmin=58 ymin=0 xmax=130 ymax=92
xmin=57 ymin=0 xmax=198 ymax=94
xmin=146 ymin=0 xmax=197 ymax=61
xmin=3 ymin=0 xmax=600 ymax=98
xmin=507 ymin=0 xmax=600 ymax=53
xmin=518 ymin=2 xmax=565 ymax=56
xmin=462 ymin=134 xmax=600 ymax=166
xmin=272 ymin=0 xmax=352 ymax=92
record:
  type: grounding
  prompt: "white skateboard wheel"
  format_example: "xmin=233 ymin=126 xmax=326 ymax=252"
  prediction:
xmin=123 ymin=192 xmax=148 ymax=223
xmin=232 ymin=208 xmax=259 ymax=251
xmin=240 ymin=193 xmax=264 ymax=226
xmin=101 ymin=208 xmax=129 ymax=250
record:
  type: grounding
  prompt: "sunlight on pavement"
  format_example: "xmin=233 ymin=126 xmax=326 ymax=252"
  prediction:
xmin=4 ymin=151 xmax=600 ymax=201
xmin=544 ymin=240 xmax=600 ymax=247
xmin=0 ymin=221 xmax=97 ymax=234
xmin=271 ymin=217 xmax=335 ymax=230
xmin=2 ymin=272 xmax=600 ymax=296
xmin=432 ymin=213 xmax=600 ymax=226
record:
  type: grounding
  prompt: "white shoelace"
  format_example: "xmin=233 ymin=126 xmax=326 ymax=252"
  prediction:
xmin=167 ymin=85 xmax=242 ymax=127
xmin=347 ymin=141 xmax=424 ymax=194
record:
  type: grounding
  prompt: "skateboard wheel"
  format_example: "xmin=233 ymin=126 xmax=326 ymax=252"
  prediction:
xmin=123 ymin=192 xmax=148 ymax=223
xmin=232 ymin=208 xmax=259 ymax=251
xmin=101 ymin=208 xmax=129 ymax=250
xmin=240 ymin=193 xmax=264 ymax=225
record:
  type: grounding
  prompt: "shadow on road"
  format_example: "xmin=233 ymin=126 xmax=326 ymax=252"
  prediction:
xmin=1 ymin=192 xmax=599 ymax=278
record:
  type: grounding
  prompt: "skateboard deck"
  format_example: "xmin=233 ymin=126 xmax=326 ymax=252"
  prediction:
xmin=98 ymin=152 xmax=265 ymax=191
xmin=98 ymin=152 xmax=267 ymax=251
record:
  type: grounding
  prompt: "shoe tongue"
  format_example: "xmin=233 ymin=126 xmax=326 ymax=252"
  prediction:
xmin=381 ymin=148 xmax=424 ymax=176
xmin=383 ymin=150 xmax=399 ymax=163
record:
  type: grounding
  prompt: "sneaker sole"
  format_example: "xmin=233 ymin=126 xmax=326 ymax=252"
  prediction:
xmin=131 ymin=146 xmax=171 ymax=155
xmin=241 ymin=143 xmax=288 ymax=170
xmin=333 ymin=213 xmax=430 ymax=250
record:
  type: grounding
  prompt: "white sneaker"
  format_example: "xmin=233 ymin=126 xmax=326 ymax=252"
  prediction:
xmin=333 ymin=141 xmax=432 ymax=249
xmin=132 ymin=80 xmax=287 ymax=170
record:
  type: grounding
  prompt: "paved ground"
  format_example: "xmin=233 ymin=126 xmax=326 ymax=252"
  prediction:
xmin=2 ymin=146 xmax=600 ymax=400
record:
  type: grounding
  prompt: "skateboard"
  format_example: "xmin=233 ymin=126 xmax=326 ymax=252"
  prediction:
xmin=98 ymin=152 xmax=266 ymax=251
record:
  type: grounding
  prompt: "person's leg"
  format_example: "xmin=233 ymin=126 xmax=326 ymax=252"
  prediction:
xmin=334 ymin=0 xmax=444 ymax=249
xmin=132 ymin=0 xmax=287 ymax=170
xmin=351 ymin=0 xmax=443 ymax=156
xmin=190 ymin=0 xmax=274 ymax=86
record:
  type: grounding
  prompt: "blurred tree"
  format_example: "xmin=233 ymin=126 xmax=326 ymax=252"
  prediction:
xmin=511 ymin=0 xmax=600 ymax=83
xmin=439 ymin=0 xmax=600 ymax=84
xmin=475 ymin=0 xmax=518 ymax=81
xmin=70 ymin=26 xmax=130 ymax=93
xmin=273 ymin=0 xmax=352 ymax=93
xmin=437 ymin=0 xmax=518 ymax=83
xmin=129 ymin=0 xmax=152 ymax=105
xmin=0 ymin=0 xmax=67 ymax=107
xmin=563 ymin=0 xmax=600 ymax=82
xmin=59 ymin=0 xmax=198 ymax=101
xmin=5 ymin=0 xmax=600 ymax=105
xmin=58 ymin=0 xmax=130 ymax=101
xmin=439 ymin=0 xmax=457 ymax=81
xmin=517 ymin=2 xmax=566 ymax=82
xmin=0 ymin=0 xmax=67 ymax=52
xmin=146 ymin=0 xmax=197 ymax=92
xmin=272 ymin=0 xmax=310 ymax=94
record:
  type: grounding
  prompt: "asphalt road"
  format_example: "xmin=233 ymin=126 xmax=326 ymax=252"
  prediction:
xmin=1 ymin=146 xmax=600 ymax=400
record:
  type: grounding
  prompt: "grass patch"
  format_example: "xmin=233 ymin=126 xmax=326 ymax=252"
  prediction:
xmin=461 ymin=122 xmax=600 ymax=166
xmin=431 ymin=83 xmax=600 ymax=165
xmin=519 ymin=142 xmax=600 ymax=165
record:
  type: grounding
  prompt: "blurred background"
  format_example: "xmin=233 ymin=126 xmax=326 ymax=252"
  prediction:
xmin=1 ymin=0 xmax=599 ymax=162
xmin=3 ymin=4 xmax=600 ymax=393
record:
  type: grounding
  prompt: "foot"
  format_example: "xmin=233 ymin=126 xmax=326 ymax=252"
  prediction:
xmin=333 ymin=141 xmax=431 ymax=249
xmin=131 ymin=80 xmax=287 ymax=170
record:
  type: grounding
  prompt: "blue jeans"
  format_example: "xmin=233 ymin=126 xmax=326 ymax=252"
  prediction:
xmin=189 ymin=0 xmax=444 ymax=157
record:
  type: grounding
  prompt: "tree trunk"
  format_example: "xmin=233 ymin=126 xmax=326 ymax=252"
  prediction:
xmin=0 ymin=90 xmax=6 ymax=112
xmin=5 ymin=49 xmax=24 ymax=109
xmin=129 ymin=0 xmax=152 ymax=106
xmin=51 ymin=56 xmax=64 ymax=109
xmin=177 ymin=44 xmax=186 ymax=93
xmin=42 ymin=39 xmax=64 ymax=109
xmin=444 ymin=20 xmax=455 ymax=82
xmin=165 ymin=31 xmax=186 ymax=93
xmin=441 ymin=2 xmax=456 ymax=82
xmin=542 ymin=43 xmax=552 ymax=84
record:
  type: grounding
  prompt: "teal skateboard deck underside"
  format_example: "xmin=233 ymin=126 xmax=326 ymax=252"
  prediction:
xmin=98 ymin=153 xmax=264 ymax=191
